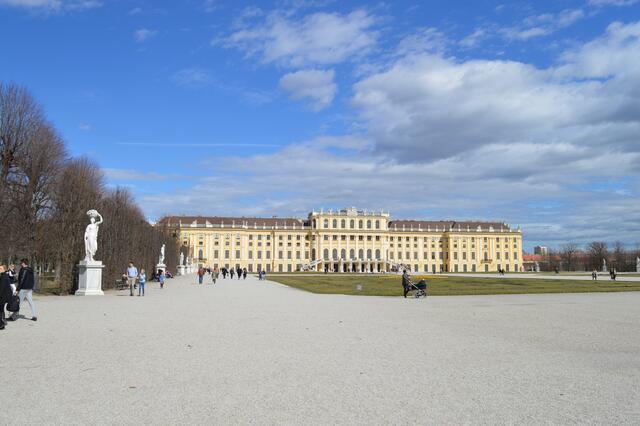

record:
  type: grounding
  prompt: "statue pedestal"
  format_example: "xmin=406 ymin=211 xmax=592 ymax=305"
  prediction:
xmin=156 ymin=263 xmax=167 ymax=274
xmin=76 ymin=260 xmax=105 ymax=296
xmin=178 ymin=265 xmax=186 ymax=276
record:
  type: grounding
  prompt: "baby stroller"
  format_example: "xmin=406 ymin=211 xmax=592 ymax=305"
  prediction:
xmin=402 ymin=273 xmax=427 ymax=298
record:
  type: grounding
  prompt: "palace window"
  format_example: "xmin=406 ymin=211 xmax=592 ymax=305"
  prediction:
xmin=375 ymin=220 xmax=380 ymax=229
xmin=462 ymin=252 xmax=466 ymax=260
xmin=367 ymin=249 xmax=372 ymax=259
xmin=341 ymin=219 xmax=346 ymax=228
xmin=214 ymin=250 xmax=219 ymax=258
xmin=324 ymin=235 xmax=329 ymax=241
xmin=431 ymin=252 xmax=435 ymax=260
xmin=248 ymin=251 xmax=253 ymax=259
xmin=323 ymin=249 xmax=329 ymax=259
xmin=472 ymin=252 xmax=476 ymax=260
xmin=350 ymin=235 xmax=355 ymax=241
xmin=266 ymin=251 xmax=270 ymax=259
xmin=333 ymin=219 xmax=338 ymax=228
xmin=332 ymin=235 xmax=338 ymax=241
xmin=287 ymin=235 xmax=292 ymax=240
xmin=341 ymin=235 xmax=346 ymax=241
xmin=359 ymin=220 xmax=363 ymax=229
xmin=287 ymin=251 xmax=292 ymax=259
xmin=367 ymin=236 xmax=372 ymax=241
xmin=257 ymin=251 xmax=262 ymax=259
xmin=376 ymin=236 xmax=380 ymax=241
xmin=375 ymin=249 xmax=380 ymax=260
xmin=324 ymin=219 xmax=329 ymax=228
xmin=278 ymin=251 xmax=283 ymax=259
xmin=235 ymin=250 xmax=240 ymax=258
xmin=350 ymin=220 xmax=355 ymax=229
xmin=224 ymin=250 xmax=230 ymax=259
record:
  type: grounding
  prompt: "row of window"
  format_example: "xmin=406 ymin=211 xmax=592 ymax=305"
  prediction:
xmin=316 ymin=218 xmax=384 ymax=230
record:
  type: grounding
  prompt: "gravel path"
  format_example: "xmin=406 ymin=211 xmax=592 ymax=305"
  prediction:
xmin=1 ymin=273 xmax=639 ymax=425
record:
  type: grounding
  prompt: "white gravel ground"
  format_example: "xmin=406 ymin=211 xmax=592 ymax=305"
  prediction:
xmin=1 ymin=273 xmax=639 ymax=425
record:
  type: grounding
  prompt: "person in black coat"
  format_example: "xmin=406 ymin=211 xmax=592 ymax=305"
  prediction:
xmin=0 ymin=265 xmax=13 ymax=330
xmin=10 ymin=259 xmax=37 ymax=322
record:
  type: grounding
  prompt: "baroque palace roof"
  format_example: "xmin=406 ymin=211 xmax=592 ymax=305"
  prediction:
xmin=159 ymin=215 xmax=514 ymax=232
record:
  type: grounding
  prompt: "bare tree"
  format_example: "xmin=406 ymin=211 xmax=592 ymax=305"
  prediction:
xmin=586 ymin=241 xmax=608 ymax=271
xmin=612 ymin=241 xmax=629 ymax=272
xmin=559 ymin=243 xmax=579 ymax=272
xmin=0 ymin=83 xmax=44 ymax=202
xmin=10 ymin=124 xmax=66 ymax=260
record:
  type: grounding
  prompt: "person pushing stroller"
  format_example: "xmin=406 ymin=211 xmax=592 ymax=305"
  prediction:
xmin=402 ymin=270 xmax=427 ymax=298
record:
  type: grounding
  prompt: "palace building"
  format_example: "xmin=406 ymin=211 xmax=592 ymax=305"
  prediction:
xmin=161 ymin=207 xmax=523 ymax=274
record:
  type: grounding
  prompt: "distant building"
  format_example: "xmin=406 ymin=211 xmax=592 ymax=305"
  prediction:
xmin=160 ymin=207 xmax=524 ymax=274
xmin=534 ymin=246 xmax=549 ymax=255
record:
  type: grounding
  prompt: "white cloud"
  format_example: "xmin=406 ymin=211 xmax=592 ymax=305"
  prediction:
xmin=588 ymin=0 xmax=638 ymax=6
xmin=352 ymin=21 xmax=640 ymax=162
xmin=459 ymin=28 xmax=487 ymax=48
xmin=78 ymin=122 xmax=92 ymax=131
xmin=219 ymin=9 xmax=378 ymax=67
xmin=129 ymin=19 xmax=640 ymax=247
xmin=502 ymin=8 xmax=585 ymax=40
xmin=279 ymin=69 xmax=336 ymax=110
xmin=172 ymin=68 xmax=213 ymax=88
xmin=134 ymin=28 xmax=156 ymax=43
xmin=0 ymin=0 xmax=100 ymax=10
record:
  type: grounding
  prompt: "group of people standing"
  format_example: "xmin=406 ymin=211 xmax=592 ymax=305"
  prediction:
xmin=591 ymin=269 xmax=617 ymax=280
xmin=0 ymin=259 xmax=38 ymax=330
xmin=121 ymin=261 xmax=169 ymax=296
xmin=197 ymin=266 xmax=260 ymax=284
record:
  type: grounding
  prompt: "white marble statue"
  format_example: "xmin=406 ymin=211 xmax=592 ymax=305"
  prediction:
xmin=159 ymin=244 xmax=166 ymax=265
xmin=84 ymin=210 xmax=103 ymax=262
xmin=602 ymin=258 xmax=607 ymax=273
xmin=179 ymin=252 xmax=184 ymax=266
xmin=636 ymin=257 xmax=640 ymax=273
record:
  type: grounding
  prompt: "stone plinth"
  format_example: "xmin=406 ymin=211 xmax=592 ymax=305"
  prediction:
xmin=156 ymin=263 xmax=167 ymax=274
xmin=76 ymin=260 xmax=105 ymax=296
xmin=178 ymin=265 xmax=186 ymax=276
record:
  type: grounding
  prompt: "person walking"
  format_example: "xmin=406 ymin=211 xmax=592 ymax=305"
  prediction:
xmin=230 ymin=268 xmax=235 ymax=279
xmin=138 ymin=269 xmax=146 ymax=296
xmin=242 ymin=268 xmax=247 ymax=280
xmin=10 ymin=259 xmax=37 ymax=322
xmin=126 ymin=261 xmax=138 ymax=297
xmin=236 ymin=266 xmax=242 ymax=280
xmin=212 ymin=267 xmax=219 ymax=284
xmin=197 ymin=267 xmax=205 ymax=285
xmin=159 ymin=269 xmax=166 ymax=289
xmin=0 ymin=265 xmax=13 ymax=330
xmin=592 ymin=270 xmax=597 ymax=280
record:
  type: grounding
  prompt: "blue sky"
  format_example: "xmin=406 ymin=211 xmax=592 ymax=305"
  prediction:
xmin=1 ymin=0 xmax=639 ymax=251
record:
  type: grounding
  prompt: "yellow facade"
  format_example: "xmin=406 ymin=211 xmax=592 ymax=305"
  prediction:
xmin=164 ymin=207 xmax=523 ymax=273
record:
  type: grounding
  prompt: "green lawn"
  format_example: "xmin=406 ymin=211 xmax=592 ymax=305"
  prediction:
xmin=267 ymin=274 xmax=640 ymax=296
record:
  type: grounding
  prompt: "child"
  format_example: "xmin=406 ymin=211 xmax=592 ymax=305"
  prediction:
xmin=159 ymin=269 xmax=165 ymax=289
xmin=138 ymin=269 xmax=146 ymax=296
